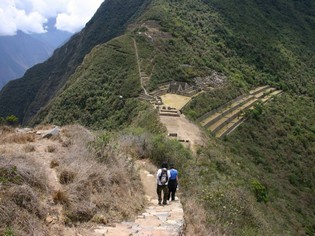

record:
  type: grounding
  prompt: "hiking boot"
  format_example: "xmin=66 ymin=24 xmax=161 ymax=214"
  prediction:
xmin=163 ymin=202 xmax=167 ymax=205
xmin=158 ymin=201 xmax=162 ymax=205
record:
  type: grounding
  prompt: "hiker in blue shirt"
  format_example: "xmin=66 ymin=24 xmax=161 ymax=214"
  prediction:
xmin=168 ymin=163 xmax=179 ymax=201
xmin=156 ymin=162 xmax=171 ymax=205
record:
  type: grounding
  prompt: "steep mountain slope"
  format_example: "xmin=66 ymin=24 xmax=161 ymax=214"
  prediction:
xmin=0 ymin=22 xmax=72 ymax=90
xmin=0 ymin=0 xmax=314 ymax=234
xmin=0 ymin=0 xmax=150 ymax=124
xmin=0 ymin=32 xmax=52 ymax=89
xmin=34 ymin=35 xmax=143 ymax=129
xmin=225 ymin=94 xmax=315 ymax=234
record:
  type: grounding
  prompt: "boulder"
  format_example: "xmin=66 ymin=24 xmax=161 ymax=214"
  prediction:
xmin=42 ymin=127 xmax=60 ymax=139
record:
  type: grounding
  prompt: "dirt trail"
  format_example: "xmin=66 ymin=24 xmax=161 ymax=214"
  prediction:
xmin=159 ymin=94 xmax=206 ymax=152
xmin=133 ymin=38 xmax=150 ymax=96
xmin=90 ymin=160 xmax=184 ymax=236
xmin=1 ymin=127 xmax=184 ymax=236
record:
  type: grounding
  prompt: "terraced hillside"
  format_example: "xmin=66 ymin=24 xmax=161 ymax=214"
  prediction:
xmin=198 ymin=86 xmax=282 ymax=138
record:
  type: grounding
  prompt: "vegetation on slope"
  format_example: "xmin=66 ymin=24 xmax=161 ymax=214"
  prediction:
xmin=0 ymin=0 xmax=150 ymax=124
xmin=224 ymin=94 xmax=315 ymax=234
xmin=130 ymin=0 xmax=315 ymax=234
xmin=0 ymin=125 xmax=146 ymax=235
xmin=133 ymin=0 xmax=314 ymax=96
xmin=32 ymin=35 xmax=144 ymax=130
xmin=1 ymin=0 xmax=314 ymax=234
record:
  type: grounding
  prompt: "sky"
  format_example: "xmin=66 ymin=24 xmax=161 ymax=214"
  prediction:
xmin=0 ymin=0 xmax=104 ymax=36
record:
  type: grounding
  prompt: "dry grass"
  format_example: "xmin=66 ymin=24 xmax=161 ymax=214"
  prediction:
xmin=53 ymin=190 xmax=69 ymax=205
xmin=34 ymin=124 xmax=55 ymax=130
xmin=0 ymin=125 xmax=15 ymax=134
xmin=0 ymin=133 xmax=35 ymax=144
xmin=8 ymin=185 xmax=45 ymax=217
xmin=59 ymin=170 xmax=75 ymax=184
xmin=50 ymin=160 xmax=59 ymax=168
xmin=51 ymin=125 xmax=146 ymax=225
xmin=60 ymin=153 xmax=145 ymax=224
xmin=0 ymin=125 xmax=147 ymax=234
xmin=24 ymin=144 xmax=35 ymax=152
xmin=183 ymin=199 xmax=225 ymax=236
xmin=0 ymin=157 xmax=48 ymax=235
xmin=46 ymin=145 xmax=56 ymax=153
xmin=160 ymin=93 xmax=192 ymax=110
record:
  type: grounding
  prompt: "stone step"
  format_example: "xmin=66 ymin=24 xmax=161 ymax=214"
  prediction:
xmin=253 ymin=87 xmax=276 ymax=99
xmin=209 ymin=98 xmax=258 ymax=133
xmin=260 ymin=90 xmax=282 ymax=103
xmin=200 ymin=86 xmax=277 ymax=131
xmin=202 ymin=95 xmax=255 ymax=128
xmin=215 ymin=89 xmax=282 ymax=138
xmin=159 ymin=112 xmax=180 ymax=117
xmin=160 ymin=109 xmax=179 ymax=114
xmin=150 ymin=88 xmax=168 ymax=96
xmin=249 ymin=85 xmax=270 ymax=95
xmin=196 ymin=94 xmax=247 ymax=122
xmin=215 ymin=116 xmax=244 ymax=138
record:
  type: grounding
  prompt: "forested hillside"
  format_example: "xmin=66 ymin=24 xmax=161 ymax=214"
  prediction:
xmin=0 ymin=0 xmax=314 ymax=234
xmin=0 ymin=0 xmax=150 ymax=124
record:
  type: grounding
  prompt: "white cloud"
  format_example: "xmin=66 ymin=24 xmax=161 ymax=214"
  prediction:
xmin=56 ymin=0 xmax=104 ymax=33
xmin=0 ymin=0 xmax=104 ymax=36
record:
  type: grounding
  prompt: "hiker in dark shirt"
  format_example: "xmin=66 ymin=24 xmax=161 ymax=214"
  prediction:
xmin=156 ymin=162 xmax=171 ymax=205
xmin=168 ymin=163 xmax=179 ymax=201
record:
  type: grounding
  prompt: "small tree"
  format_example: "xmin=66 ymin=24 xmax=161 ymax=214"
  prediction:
xmin=6 ymin=115 xmax=19 ymax=126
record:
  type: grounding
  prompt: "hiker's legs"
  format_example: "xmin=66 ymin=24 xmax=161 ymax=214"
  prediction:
xmin=157 ymin=185 xmax=162 ymax=204
xmin=171 ymin=186 xmax=177 ymax=200
xmin=168 ymin=186 xmax=176 ymax=200
xmin=162 ymin=186 xmax=169 ymax=204
xmin=168 ymin=180 xmax=177 ymax=200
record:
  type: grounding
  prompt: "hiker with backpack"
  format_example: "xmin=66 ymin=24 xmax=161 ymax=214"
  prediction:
xmin=168 ymin=163 xmax=179 ymax=201
xmin=156 ymin=162 xmax=171 ymax=205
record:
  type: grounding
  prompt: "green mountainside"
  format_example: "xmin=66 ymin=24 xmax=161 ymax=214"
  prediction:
xmin=0 ymin=0 xmax=150 ymax=124
xmin=0 ymin=0 xmax=314 ymax=235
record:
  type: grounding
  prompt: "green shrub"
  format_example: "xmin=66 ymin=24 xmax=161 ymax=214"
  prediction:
xmin=0 ymin=166 xmax=21 ymax=184
xmin=4 ymin=227 xmax=14 ymax=236
xmin=250 ymin=179 xmax=268 ymax=203
xmin=246 ymin=102 xmax=264 ymax=120
xmin=5 ymin=115 xmax=18 ymax=126
xmin=148 ymin=134 xmax=192 ymax=168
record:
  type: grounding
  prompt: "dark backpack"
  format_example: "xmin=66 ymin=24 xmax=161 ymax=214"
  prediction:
xmin=159 ymin=168 xmax=168 ymax=185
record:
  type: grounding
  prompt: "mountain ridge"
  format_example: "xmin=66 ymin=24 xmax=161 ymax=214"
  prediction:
xmin=0 ymin=0 xmax=150 ymax=124
xmin=0 ymin=17 xmax=72 ymax=90
xmin=0 ymin=0 xmax=314 ymax=234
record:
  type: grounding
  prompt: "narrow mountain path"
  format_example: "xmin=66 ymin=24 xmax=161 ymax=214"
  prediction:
xmin=91 ymin=160 xmax=184 ymax=236
xmin=133 ymin=38 xmax=150 ymax=96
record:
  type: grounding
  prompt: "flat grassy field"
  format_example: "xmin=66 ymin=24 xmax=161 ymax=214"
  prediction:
xmin=160 ymin=93 xmax=191 ymax=110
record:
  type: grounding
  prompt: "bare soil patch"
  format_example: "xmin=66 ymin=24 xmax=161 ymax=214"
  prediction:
xmin=159 ymin=93 xmax=207 ymax=152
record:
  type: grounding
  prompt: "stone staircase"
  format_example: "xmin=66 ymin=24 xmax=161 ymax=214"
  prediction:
xmin=139 ymin=92 xmax=155 ymax=102
xmin=149 ymin=85 xmax=170 ymax=97
xmin=89 ymin=163 xmax=184 ymax=236
xmin=159 ymin=106 xmax=181 ymax=117
xmin=198 ymin=86 xmax=282 ymax=138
